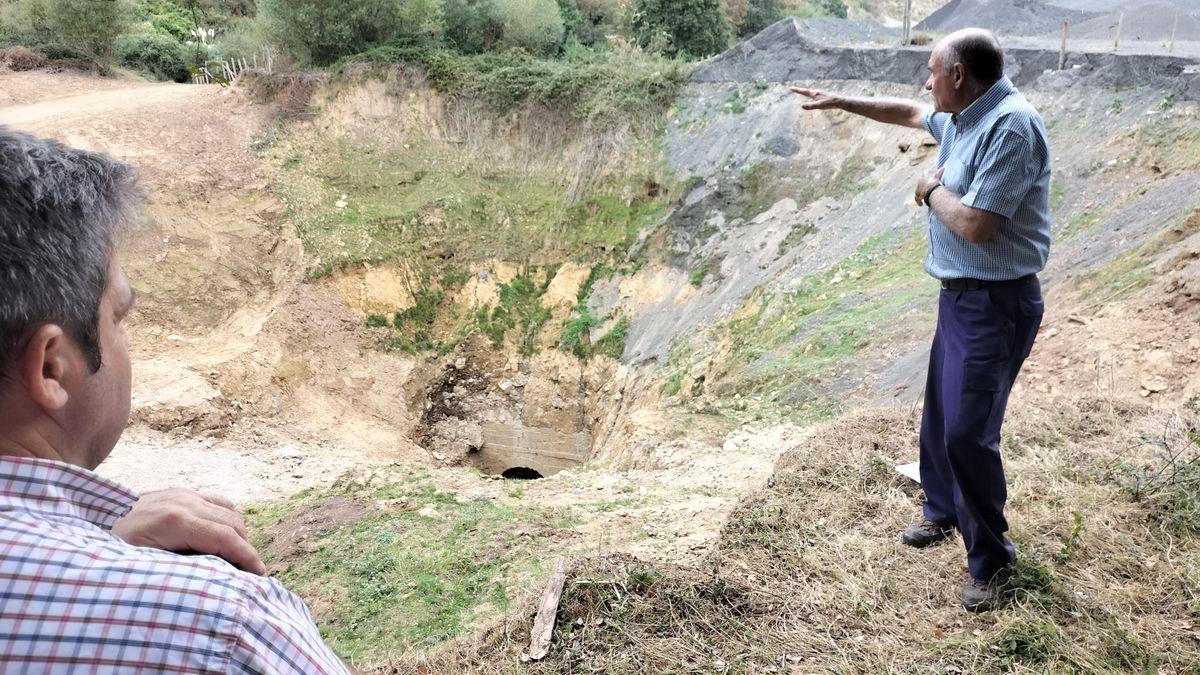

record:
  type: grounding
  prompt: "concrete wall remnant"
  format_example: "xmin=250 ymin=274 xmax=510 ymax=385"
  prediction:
xmin=471 ymin=421 xmax=590 ymax=478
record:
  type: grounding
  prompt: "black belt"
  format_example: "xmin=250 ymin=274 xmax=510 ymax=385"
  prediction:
xmin=940 ymin=274 xmax=1036 ymax=291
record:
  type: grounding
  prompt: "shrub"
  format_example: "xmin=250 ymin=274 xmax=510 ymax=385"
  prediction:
xmin=500 ymin=0 xmax=565 ymax=55
xmin=47 ymin=0 xmax=133 ymax=63
xmin=216 ymin=14 xmax=271 ymax=62
xmin=259 ymin=0 xmax=424 ymax=66
xmin=739 ymin=0 xmax=783 ymax=37
xmin=445 ymin=0 xmax=565 ymax=55
xmin=575 ymin=0 xmax=620 ymax=45
xmin=630 ymin=0 xmax=730 ymax=58
xmin=136 ymin=0 xmax=194 ymax=41
xmin=117 ymin=32 xmax=188 ymax=81
xmin=1 ymin=45 xmax=46 ymax=70
xmin=349 ymin=44 xmax=691 ymax=125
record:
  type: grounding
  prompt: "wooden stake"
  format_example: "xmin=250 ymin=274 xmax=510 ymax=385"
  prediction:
xmin=1114 ymin=12 xmax=1123 ymax=52
xmin=1170 ymin=14 xmax=1179 ymax=55
xmin=528 ymin=556 xmax=567 ymax=661
xmin=902 ymin=0 xmax=913 ymax=46
xmin=1059 ymin=19 xmax=1069 ymax=70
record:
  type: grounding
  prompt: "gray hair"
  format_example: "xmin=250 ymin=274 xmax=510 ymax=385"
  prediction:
xmin=0 ymin=126 xmax=141 ymax=377
xmin=940 ymin=29 xmax=1005 ymax=85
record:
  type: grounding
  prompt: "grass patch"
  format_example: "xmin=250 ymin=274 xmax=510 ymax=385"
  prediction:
xmin=476 ymin=267 xmax=555 ymax=357
xmin=719 ymin=229 xmax=930 ymax=405
xmin=280 ymin=133 xmax=673 ymax=278
xmin=1074 ymin=203 xmax=1200 ymax=300
xmin=246 ymin=468 xmax=574 ymax=666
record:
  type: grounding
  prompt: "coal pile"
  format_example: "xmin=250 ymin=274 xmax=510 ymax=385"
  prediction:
xmin=916 ymin=0 xmax=1097 ymax=36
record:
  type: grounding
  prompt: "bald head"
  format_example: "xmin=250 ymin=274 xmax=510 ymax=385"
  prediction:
xmin=937 ymin=28 xmax=1004 ymax=87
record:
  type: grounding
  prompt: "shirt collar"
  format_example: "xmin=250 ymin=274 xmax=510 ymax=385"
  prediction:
xmin=952 ymin=75 xmax=1015 ymax=128
xmin=0 ymin=456 xmax=138 ymax=530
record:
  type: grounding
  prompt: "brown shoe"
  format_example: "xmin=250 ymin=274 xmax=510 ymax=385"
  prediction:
xmin=901 ymin=518 xmax=954 ymax=548
xmin=963 ymin=576 xmax=999 ymax=613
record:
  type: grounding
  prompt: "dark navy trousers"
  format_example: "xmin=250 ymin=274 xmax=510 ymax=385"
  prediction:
xmin=919 ymin=275 xmax=1043 ymax=581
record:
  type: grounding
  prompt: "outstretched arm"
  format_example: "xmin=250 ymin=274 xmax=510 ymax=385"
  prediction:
xmin=791 ymin=88 xmax=926 ymax=129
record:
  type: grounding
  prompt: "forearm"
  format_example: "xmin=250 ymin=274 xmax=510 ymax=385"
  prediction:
xmin=928 ymin=185 xmax=999 ymax=244
xmin=836 ymin=96 xmax=926 ymax=129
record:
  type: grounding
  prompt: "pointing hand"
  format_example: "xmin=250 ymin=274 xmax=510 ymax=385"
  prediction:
xmin=791 ymin=87 xmax=843 ymax=110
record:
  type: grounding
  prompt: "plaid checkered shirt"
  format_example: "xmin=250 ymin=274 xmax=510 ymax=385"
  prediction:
xmin=0 ymin=456 xmax=350 ymax=674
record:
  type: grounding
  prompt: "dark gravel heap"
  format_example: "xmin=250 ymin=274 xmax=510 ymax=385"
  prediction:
xmin=916 ymin=0 xmax=1097 ymax=36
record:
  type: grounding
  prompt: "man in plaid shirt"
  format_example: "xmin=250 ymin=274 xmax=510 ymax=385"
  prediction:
xmin=0 ymin=127 xmax=350 ymax=673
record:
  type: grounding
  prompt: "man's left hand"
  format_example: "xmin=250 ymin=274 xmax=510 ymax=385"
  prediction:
xmin=112 ymin=489 xmax=267 ymax=575
xmin=916 ymin=166 xmax=945 ymax=206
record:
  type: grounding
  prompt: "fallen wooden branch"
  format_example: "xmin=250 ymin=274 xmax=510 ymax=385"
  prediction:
xmin=528 ymin=556 xmax=568 ymax=661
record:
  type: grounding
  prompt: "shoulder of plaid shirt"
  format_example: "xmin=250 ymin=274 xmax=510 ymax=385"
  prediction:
xmin=0 ymin=455 xmax=351 ymax=674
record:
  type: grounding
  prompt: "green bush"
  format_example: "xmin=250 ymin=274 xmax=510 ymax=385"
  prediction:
xmin=630 ymin=0 xmax=730 ymax=58
xmin=499 ymin=0 xmax=564 ymax=55
xmin=118 ymin=32 xmax=188 ymax=81
xmin=739 ymin=0 xmax=783 ymax=37
xmin=135 ymin=0 xmax=193 ymax=41
xmin=574 ymin=0 xmax=620 ymax=46
xmin=259 ymin=0 xmax=437 ymax=65
xmin=47 ymin=0 xmax=133 ymax=62
xmin=444 ymin=0 xmax=564 ymax=55
xmin=348 ymin=44 xmax=690 ymax=125
xmin=441 ymin=0 xmax=504 ymax=53
xmin=215 ymin=14 xmax=271 ymax=61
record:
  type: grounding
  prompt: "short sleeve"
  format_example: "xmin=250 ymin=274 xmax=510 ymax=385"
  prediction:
xmin=921 ymin=109 xmax=949 ymax=144
xmin=960 ymin=128 xmax=1046 ymax=219
xmin=229 ymin=578 xmax=350 ymax=674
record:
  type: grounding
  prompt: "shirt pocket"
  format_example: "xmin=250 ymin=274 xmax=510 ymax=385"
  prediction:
xmin=941 ymin=157 xmax=968 ymax=194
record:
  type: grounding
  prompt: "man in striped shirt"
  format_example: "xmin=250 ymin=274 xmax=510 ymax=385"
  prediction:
xmin=793 ymin=28 xmax=1050 ymax=612
xmin=0 ymin=127 xmax=350 ymax=672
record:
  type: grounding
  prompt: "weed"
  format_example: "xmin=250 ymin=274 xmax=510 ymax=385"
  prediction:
xmin=994 ymin=618 xmax=1060 ymax=664
xmin=689 ymin=261 xmax=711 ymax=286
xmin=1055 ymin=511 xmax=1085 ymax=563
xmin=1110 ymin=422 xmax=1200 ymax=534
xmin=366 ymin=313 xmax=390 ymax=328
xmin=660 ymin=371 xmax=684 ymax=397
xmin=559 ymin=308 xmax=604 ymax=357
xmin=1109 ymin=97 xmax=1124 ymax=114
xmin=593 ymin=315 xmax=630 ymax=360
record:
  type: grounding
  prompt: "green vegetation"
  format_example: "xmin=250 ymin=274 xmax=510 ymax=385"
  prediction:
xmin=592 ymin=314 xmax=630 ymax=359
xmin=246 ymin=467 xmax=576 ymax=664
xmin=476 ymin=268 xmax=555 ymax=356
xmin=348 ymin=44 xmax=691 ymax=125
xmin=689 ymin=260 xmax=711 ymax=286
xmin=630 ymin=0 xmax=731 ymax=58
xmin=1074 ymin=204 xmax=1200 ymax=300
xmin=1111 ymin=429 xmax=1200 ymax=535
xmin=721 ymin=229 xmax=929 ymax=406
xmin=280 ymin=130 xmax=673 ymax=279
xmin=117 ymin=31 xmax=189 ymax=81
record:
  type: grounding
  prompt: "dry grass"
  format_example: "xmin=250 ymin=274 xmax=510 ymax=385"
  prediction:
xmin=381 ymin=395 xmax=1200 ymax=674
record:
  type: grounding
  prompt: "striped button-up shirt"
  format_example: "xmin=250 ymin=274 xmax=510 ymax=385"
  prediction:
xmin=0 ymin=456 xmax=349 ymax=674
xmin=921 ymin=75 xmax=1052 ymax=281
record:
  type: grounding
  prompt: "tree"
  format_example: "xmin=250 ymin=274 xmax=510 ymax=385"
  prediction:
xmin=631 ymin=0 xmax=730 ymax=58
xmin=260 ymin=0 xmax=439 ymax=65
xmin=740 ymin=0 xmax=783 ymax=37
xmin=47 ymin=0 xmax=132 ymax=62
xmin=499 ymin=0 xmax=564 ymax=54
xmin=442 ymin=0 xmax=505 ymax=53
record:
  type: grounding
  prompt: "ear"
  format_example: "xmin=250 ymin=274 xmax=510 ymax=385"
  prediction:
xmin=21 ymin=324 xmax=72 ymax=411
xmin=953 ymin=63 xmax=967 ymax=88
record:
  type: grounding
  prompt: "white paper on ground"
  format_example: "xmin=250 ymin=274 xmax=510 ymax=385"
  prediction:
xmin=894 ymin=461 xmax=920 ymax=484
